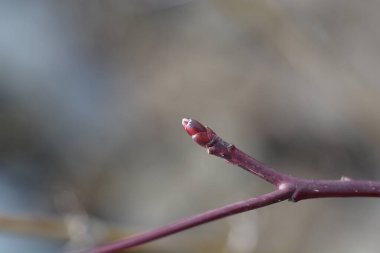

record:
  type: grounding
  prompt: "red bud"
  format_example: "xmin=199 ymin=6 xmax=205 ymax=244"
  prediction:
xmin=182 ymin=118 xmax=207 ymax=136
xmin=182 ymin=118 xmax=216 ymax=147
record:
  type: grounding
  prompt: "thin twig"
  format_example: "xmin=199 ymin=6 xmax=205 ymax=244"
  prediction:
xmin=83 ymin=118 xmax=380 ymax=253
xmin=85 ymin=189 xmax=292 ymax=253
xmin=181 ymin=118 xmax=380 ymax=201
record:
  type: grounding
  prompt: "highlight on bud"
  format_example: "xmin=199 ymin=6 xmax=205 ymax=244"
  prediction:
xmin=181 ymin=118 xmax=216 ymax=147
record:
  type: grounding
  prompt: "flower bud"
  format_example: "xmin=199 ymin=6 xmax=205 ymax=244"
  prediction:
xmin=182 ymin=118 xmax=207 ymax=136
xmin=182 ymin=118 xmax=216 ymax=147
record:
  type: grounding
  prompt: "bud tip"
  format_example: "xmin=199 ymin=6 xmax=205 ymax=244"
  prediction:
xmin=182 ymin=118 xmax=190 ymax=128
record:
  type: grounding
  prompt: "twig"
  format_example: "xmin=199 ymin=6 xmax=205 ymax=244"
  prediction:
xmin=85 ymin=189 xmax=292 ymax=253
xmin=84 ymin=118 xmax=380 ymax=253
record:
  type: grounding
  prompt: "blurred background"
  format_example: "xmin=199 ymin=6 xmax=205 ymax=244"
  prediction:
xmin=1 ymin=0 xmax=380 ymax=252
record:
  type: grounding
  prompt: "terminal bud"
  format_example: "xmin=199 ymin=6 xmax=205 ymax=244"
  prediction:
xmin=182 ymin=118 xmax=216 ymax=147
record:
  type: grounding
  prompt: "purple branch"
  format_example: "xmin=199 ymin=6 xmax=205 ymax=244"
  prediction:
xmin=208 ymin=140 xmax=293 ymax=185
xmin=85 ymin=189 xmax=292 ymax=253
xmin=182 ymin=118 xmax=380 ymax=201
xmin=290 ymin=179 xmax=380 ymax=201
xmin=83 ymin=118 xmax=380 ymax=253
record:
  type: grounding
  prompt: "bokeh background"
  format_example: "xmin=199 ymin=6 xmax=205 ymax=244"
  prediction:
xmin=1 ymin=0 xmax=380 ymax=252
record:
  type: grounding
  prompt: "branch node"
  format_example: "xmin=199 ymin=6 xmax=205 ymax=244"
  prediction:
xmin=227 ymin=144 xmax=236 ymax=151
xmin=288 ymin=183 xmax=306 ymax=202
xmin=207 ymin=146 xmax=218 ymax=155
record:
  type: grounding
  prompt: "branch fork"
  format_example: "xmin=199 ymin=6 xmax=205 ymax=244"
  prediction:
xmin=85 ymin=118 xmax=380 ymax=253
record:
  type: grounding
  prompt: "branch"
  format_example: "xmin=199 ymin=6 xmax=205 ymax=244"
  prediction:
xmin=85 ymin=189 xmax=292 ymax=253
xmin=181 ymin=118 xmax=380 ymax=201
xmin=83 ymin=118 xmax=380 ymax=253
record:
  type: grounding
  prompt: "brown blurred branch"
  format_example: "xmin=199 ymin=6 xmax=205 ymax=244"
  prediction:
xmin=0 ymin=216 xmax=68 ymax=239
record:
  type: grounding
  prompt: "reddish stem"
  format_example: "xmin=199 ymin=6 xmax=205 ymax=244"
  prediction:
xmin=83 ymin=118 xmax=380 ymax=253
xmin=290 ymin=179 xmax=380 ymax=201
xmin=85 ymin=189 xmax=292 ymax=253
xmin=182 ymin=118 xmax=380 ymax=201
